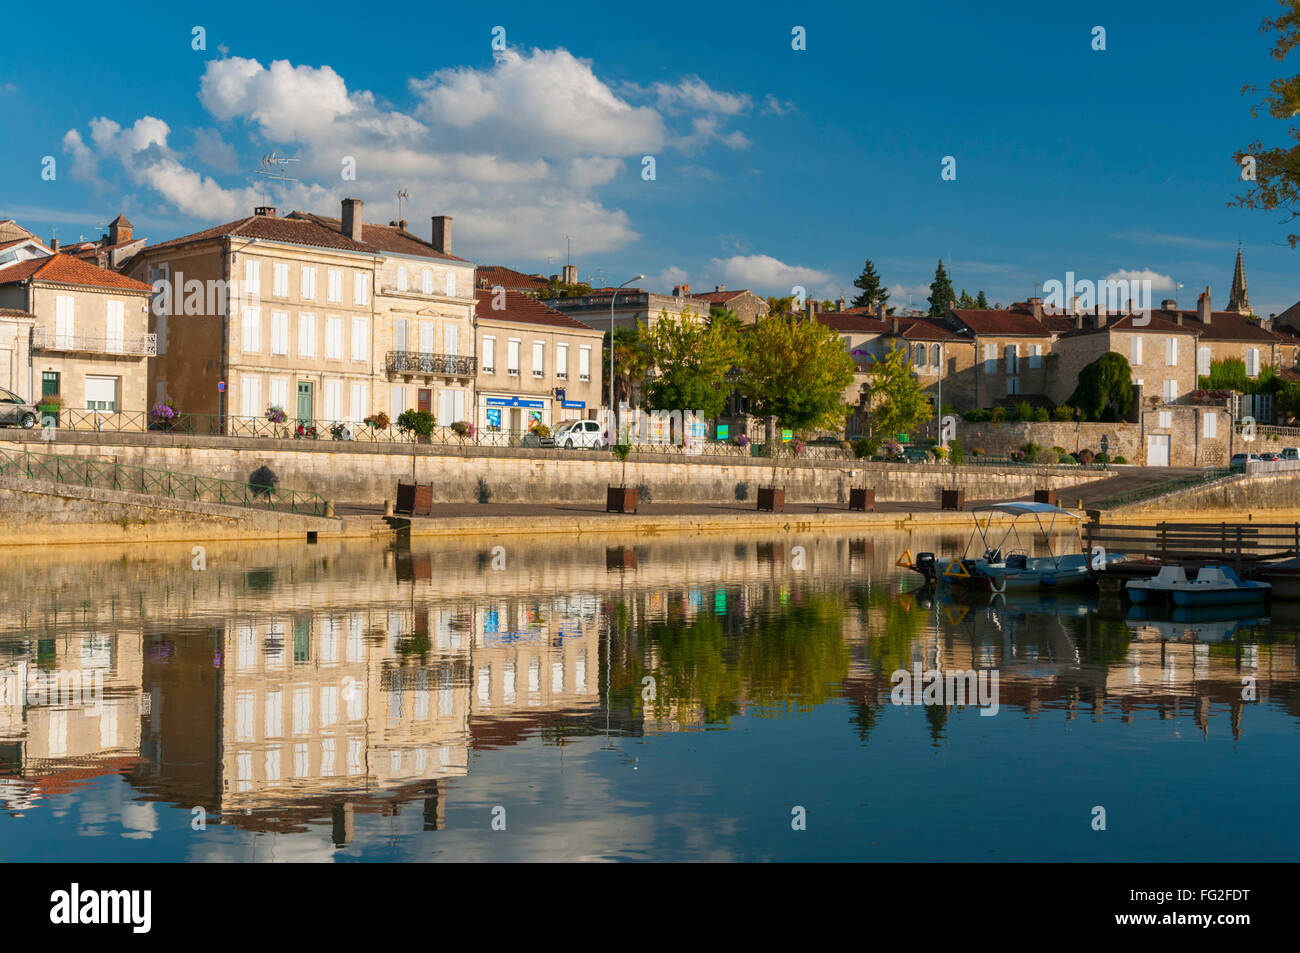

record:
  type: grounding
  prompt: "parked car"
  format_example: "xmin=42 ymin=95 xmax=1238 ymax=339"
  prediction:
xmin=553 ymin=419 xmax=603 ymax=449
xmin=1230 ymin=453 xmax=1261 ymax=469
xmin=0 ymin=387 xmax=38 ymax=428
xmin=902 ymin=447 xmax=930 ymax=464
xmin=1258 ymin=451 xmax=1282 ymax=462
xmin=1282 ymin=447 xmax=1300 ymax=461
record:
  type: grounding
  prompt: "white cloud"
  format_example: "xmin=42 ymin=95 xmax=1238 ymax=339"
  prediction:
xmin=648 ymin=266 xmax=690 ymax=292
xmin=762 ymin=94 xmax=795 ymax=115
xmin=1105 ymin=268 xmax=1175 ymax=292
xmin=710 ymin=254 xmax=835 ymax=295
xmin=651 ymin=76 xmax=751 ymax=115
xmin=190 ymin=127 xmax=240 ymax=173
xmin=61 ymin=129 xmax=99 ymax=184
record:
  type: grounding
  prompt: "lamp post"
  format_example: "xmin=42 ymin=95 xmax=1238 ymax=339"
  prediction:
xmin=936 ymin=340 xmax=945 ymax=447
xmin=608 ymin=275 xmax=645 ymax=436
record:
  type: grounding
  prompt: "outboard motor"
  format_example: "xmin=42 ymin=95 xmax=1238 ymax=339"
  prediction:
xmin=914 ymin=552 xmax=938 ymax=585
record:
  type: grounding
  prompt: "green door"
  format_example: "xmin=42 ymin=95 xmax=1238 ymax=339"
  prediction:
xmin=296 ymin=381 xmax=313 ymax=422
xmin=41 ymin=371 xmax=59 ymax=400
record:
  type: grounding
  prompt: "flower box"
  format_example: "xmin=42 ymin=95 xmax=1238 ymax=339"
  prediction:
xmin=941 ymin=489 xmax=965 ymax=511
xmin=606 ymin=486 xmax=638 ymax=514
xmin=396 ymin=482 xmax=433 ymax=516
xmin=849 ymin=488 xmax=875 ymax=512
xmin=757 ymin=486 xmax=785 ymax=512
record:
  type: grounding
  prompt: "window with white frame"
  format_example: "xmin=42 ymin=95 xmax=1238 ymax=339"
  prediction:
xmin=56 ymin=295 xmax=75 ymax=348
xmin=298 ymin=313 xmax=317 ymax=357
xmin=323 ymin=379 xmax=342 ymax=420
xmin=239 ymin=374 xmax=260 ymax=418
xmin=270 ymin=311 xmax=289 ymax=355
xmin=1159 ymin=411 xmax=1172 ymax=429
xmin=421 ymin=269 xmax=432 ymax=295
xmin=1198 ymin=346 xmax=1211 ymax=377
xmin=1246 ymin=347 xmax=1261 ymax=377
xmin=446 ymin=271 xmax=456 ymax=297
xmin=1006 ymin=376 xmax=1020 ymax=396
xmin=1005 ymin=343 xmax=1019 ymax=374
xmin=269 ymin=377 xmax=288 ymax=414
xmin=327 ymin=269 xmax=342 ymax=303
xmin=482 ymin=336 xmax=495 ymax=373
xmin=1028 ymin=343 xmax=1041 ymax=369
xmin=351 ymin=317 xmax=368 ymax=361
xmin=932 ymin=343 xmax=942 ymax=368
xmin=397 ymin=266 xmax=408 ymax=292
xmin=85 ymin=375 xmax=118 ymax=412
xmin=393 ymin=318 xmax=408 ymax=353
xmin=556 ymin=343 xmax=568 ymax=379
xmin=1203 ymin=412 xmax=1217 ymax=438
xmin=419 ymin=321 xmax=434 ymax=355
xmin=273 ymin=262 xmax=289 ymax=297
xmin=105 ymin=300 xmax=124 ymax=353
xmin=579 ymin=345 xmax=591 ymax=381
xmin=983 ymin=342 xmax=996 ymax=373
xmin=1165 ymin=336 xmax=1177 ymax=366
xmin=242 ymin=306 xmax=261 ymax=353
xmin=507 ymin=338 xmax=520 ymax=376
xmin=244 ymin=259 xmax=261 ymax=296
xmin=1163 ymin=378 xmax=1178 ymax=402
xmin=391 ymin=385 xmax=407 ymax=416
xmin=350 ymin=382 xmax=368 ymax=422
xmin=532 ymin=341 xmax=545 ymax=377
xmin=1132 ymin=336 xmax=1143 ymax=366
xmin=444 ymin=323 xmax=459 ymax=356
xmin=301 ymin=266 xmax=317 ymax=300
xmin=354 ymin=272 xmax=368 ymax=306
xmin=326 ymin=317 xmax=343 ymax=359
xmin=913 ymin=343 xmax=925 ymax=367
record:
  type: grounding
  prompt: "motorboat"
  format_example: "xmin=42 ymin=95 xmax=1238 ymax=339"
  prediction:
xmin=906 ymin=501 xmax=1127 ymax=593
xmin=1251 ymin=557 xmax=1300 ymax=600
xmin=1127 ymin=565 xmax=1270 ymax=606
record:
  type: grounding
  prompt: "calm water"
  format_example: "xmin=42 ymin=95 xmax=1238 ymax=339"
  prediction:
xmin=1 ymin=530 xmax=1297 ymax=862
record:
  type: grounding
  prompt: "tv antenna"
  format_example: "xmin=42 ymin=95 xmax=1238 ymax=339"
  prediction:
xmin=396 ymin=188 xmax=410 ymax=222
xmin=251 ymin=152 xmax=299 ymax=207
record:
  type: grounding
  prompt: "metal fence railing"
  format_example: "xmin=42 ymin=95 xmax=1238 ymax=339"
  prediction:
xmin=0 ymin=446 xmax=329 ymax=517
xmin=1093 ymin=467 xmax=1235 ymax=510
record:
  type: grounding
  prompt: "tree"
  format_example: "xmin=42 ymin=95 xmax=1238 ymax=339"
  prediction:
xmin=539 ymin=277 xmax=593 ymax=298
xmin=1069 ymin=352 xmax=1135 ymax=421
xmin=927 ymin=259 xmax=955 ymax=317
xmin=1232 ymin=1 xmax=1300 ymax=247
xmin=765 ymin=294 xmax=797 ymax=316
xmin=607 ymin=325 xmax=651 ymax=408
xmin=736 ymin=314 xmax=855 ymax=433
xmin=709 ymin=305 xmax=739 ymax=328
xmin=975 ymin=290 xmax=990 ymax=309
xmin=639 ymin=308 xmax=740 ymax=421
xmin=863 ymin=342 xmax=933 ymax=438
xmin=957 ymin=289 xmax=976 ymax=309
xmin=850 ymin=259 xmax=890 ymax=311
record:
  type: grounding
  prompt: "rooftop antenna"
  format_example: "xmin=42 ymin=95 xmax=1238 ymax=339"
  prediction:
xmin=396 ymin=188 xmax=410 ymax=222
xmin=252 ymin=152 xmax=299 ymax=208
xmin=565 ymin=235 xmax=573 ymax=267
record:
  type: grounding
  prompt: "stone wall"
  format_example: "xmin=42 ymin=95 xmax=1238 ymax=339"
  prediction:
xmin=1 ymin=436 xmax=1113 ymax=506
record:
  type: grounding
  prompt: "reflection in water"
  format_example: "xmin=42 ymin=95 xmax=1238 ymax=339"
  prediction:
xmin=0 ymin=531 xmax=1297 ymax=861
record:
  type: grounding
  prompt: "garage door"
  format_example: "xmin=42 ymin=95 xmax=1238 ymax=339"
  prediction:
xmin=85 ymin=375 xmax=119 ymax=412
xmin=1146 ymin=433 xmax=1170 ymax=467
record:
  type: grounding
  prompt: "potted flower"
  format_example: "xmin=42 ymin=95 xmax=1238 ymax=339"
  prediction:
xmin=265 ymin=405 xmax=287 ymax=424
xmin=735 ymin=433 xmax=751 ymax=449
xmin=397 ymin=409 xmax=436 ymax=444
xmin=294 ymin=422 xmax=318 ymax=440
xmin=38 ymin=393 xmax=63 ymax=428
xmin=364 ymin=411 xmax=391 ymax=431
xmin=450 ymin=420 xmax=475 ymax=440
xmin=607 ymin=442 xmax=637 ymax=513
xmin=148 ymin=399 xmax=177 ymax=432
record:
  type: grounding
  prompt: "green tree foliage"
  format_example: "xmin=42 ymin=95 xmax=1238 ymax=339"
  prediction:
xmin=396 ymin=409 xmax=436 ymax=435
xmin=976 ymin=290 xmax=990 ymax=308
xmin=1233 ymin=1 xmax=1300 ymax=246
xmin=765 ymin=294 xmax=797 ymax=316
xmin=1069 ymin=352 xmax=1135 ymax=421
xmin=538 ymin=277 xmax=593 ymax=298
xmin=639 ymin=308 xmax=740 ymax=420
xmin=1200 ymin=357 xmax=1282 ymax=394
xmin=737 ymin=314 xmax=856 ymax=432
xmin=864 ymin=341 xmax=934 ymax=437
xmin=957 ymin=289 xmax=976 ymax=308
xmin=607 ymin=325 xmax=651 ymax=408
xmin=709 ymin=305 xmax=740 ymax=329
xmin=927 ymin=259 xmax=955 ymax=317
xmin=850 ymin=259 xmax=890 ymax=311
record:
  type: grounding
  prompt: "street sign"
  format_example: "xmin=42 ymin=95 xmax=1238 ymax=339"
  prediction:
xmin=717 ymin=424 xmax=730 ymax=439
xmin=897 ymin=433 xmax=909 ymax=443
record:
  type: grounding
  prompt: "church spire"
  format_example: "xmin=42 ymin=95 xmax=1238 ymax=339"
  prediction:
xmin=1228 ymin=243 xmax=1251 ymax=315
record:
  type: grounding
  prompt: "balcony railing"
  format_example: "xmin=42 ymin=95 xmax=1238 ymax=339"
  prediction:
xmin=385 ymin=350 xmax=476 ymax=377
xmin=33 ymin=329 xmax=157 ymax=357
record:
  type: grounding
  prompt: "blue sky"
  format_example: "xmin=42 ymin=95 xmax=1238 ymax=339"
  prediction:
xmin=1 ymin=0 xmax=1296 ymax=315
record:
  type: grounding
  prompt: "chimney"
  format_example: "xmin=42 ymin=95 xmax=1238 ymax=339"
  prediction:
xmin=837 ymin=296 xmax=846 ymax=311
xmin=1028 ymin=296 xmax=1043 ymax=321
xmin=563 ymin=264 xmax=578 ymax=285
xmin=1075 ymin=312 xmax=1083 ymax=330
xmin=430 ymin=215 xmax=452 ymax=254
xmin=1161 ymin=298 xmax=1177 ymax=311
xmin=672 ymin=286 xmax=682 ymax=297
xmin=341 ymin=198 xmax=363 ymax=242
xmin=1176 ymin=311 xmax=1183 ymax=326
xmin=1198 ymin=286 xmax=1211 ymax=326
xmin=49 ymin=236 xmax=59 ymax=252
xmin=1095 ymin=303 xmax=1108 ymax=329
xmin=876 ymin=303 xmax=886 ymax=319
xmin=108 ymin=216 xmax=131 ymax=245
xmin=891 ymin=316 xmax=899 ymax=335
xmin=715 ymin=284 xmax=725 ymax=293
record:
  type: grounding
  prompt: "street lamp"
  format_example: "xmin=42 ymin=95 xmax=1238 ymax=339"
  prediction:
xmin=608 ymin=275 xmax=645 ymax=430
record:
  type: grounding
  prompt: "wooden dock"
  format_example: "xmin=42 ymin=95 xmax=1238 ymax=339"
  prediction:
xmin=1084 ymin=520 xmax=1300 ymax=577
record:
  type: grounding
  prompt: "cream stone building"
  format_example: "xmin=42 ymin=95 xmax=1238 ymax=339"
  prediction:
xmin=0 ymin=252 xmax=153 ymax=411
xmin=124 ymin=199 xmax=475 ymax=429
xmin=474 ymin=288 xmax=603 ymax=435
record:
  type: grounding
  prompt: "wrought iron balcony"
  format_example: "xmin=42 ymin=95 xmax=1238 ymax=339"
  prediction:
xmin=33 ymin=328 xmax=157 ymax=357
xmin=385 ymin=350 xmax=477 ymax=377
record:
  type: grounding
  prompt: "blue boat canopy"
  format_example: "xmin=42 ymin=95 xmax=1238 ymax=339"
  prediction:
xmin=972 ymin=501 xmax=1079 ymax=518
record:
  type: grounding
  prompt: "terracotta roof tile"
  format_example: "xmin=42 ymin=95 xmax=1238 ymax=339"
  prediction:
xmin=475 ymin=288 xmax=598 ymax=331
xmin=0 ymin=307 xmax=34 ymax=319
xmin=288 ymin=212 xmax=468 ymax=262
xmin=950 ymin=307 xmax=1053 ymax=336
xmin=815 ymin=309 xmax=891 ymax=333
xmin=146 ymin=213 xmax=373 ymax=254
xmin=1153 ymin=308 xmax=1277 ymax=341
xmin=475 ymin=265 xmax=548 ymax=290
xmin=1057 ymin=312 xmax=1199 ymax=337
xmin=0 ymin=253 xmax=152 ymax=291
